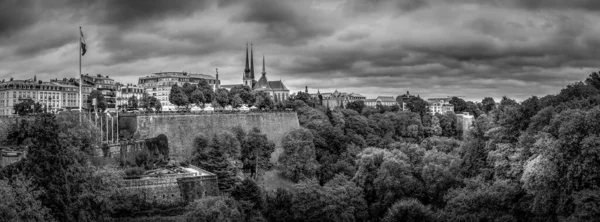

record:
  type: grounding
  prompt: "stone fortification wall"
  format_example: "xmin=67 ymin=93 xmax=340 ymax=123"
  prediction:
xmin=119 ymin=174 xmax=218 ymax=204
xmin=126 ymin=112 xmax=300 ymax=162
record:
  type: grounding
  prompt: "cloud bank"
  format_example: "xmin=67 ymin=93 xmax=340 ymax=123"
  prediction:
xmin=1 ymin=0 xmax=599 ymax=101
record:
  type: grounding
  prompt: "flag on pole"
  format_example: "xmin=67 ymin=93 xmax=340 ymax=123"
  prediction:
xmin=80 ymin=29 xmax=87 ymax=56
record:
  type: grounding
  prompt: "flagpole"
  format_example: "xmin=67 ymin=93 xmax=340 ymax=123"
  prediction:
xmin=79 ymin=27 xmax=82 ymax=113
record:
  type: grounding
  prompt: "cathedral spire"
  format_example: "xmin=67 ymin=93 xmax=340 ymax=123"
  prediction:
xmin=262 ymin=54 xmax=266 ymax=75
xmin=244 ymin=43 xmax=250 ymax=78
xmin=250 ymin=43 xmax=255 ymax=79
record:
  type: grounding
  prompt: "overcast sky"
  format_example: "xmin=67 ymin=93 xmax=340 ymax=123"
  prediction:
xmin=1 ymin=0 xmax=599 ymax=101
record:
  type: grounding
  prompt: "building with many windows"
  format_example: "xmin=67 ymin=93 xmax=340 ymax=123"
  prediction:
xmin=364 ymin=96 xmax=399 ymax=107
xmin=82 ymin=74 xmax=118 ymax=110
xmin=138 ymin=72 xmax=219 ymax=110
xmin=310 ymin=89 xmax=366 ymax=108
xmin=0 ymin=77 xmax=93 ymax=116
xmin=427 ymin=98 xmax=454 ymax=114
xmin=115 ymin=83 xmax=145 ymax=109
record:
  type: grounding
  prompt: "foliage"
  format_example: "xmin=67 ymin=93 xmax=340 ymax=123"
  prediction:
xmin=346 ymin=100 xmax=366 ymax=113
xmin=169 ymin=85 xmax=189 ymax=108
xmin=215 ymin=88 xmax=230 ymax=108
xmin=127 ymin=96 xmax=139 ymax=109
xmin=0 ymin=175 xmax=53 ymax=221
xmin=87 ymin=90 xmax=107 ymax=112
xmin=191 ymin=131 xmax=242 ymax=193
xmin=404 ymin=97 xmax=429 ymax=119
xmin=241 ymin=127 xmax=276 ymax=178
xmin=186 ymin=196 xmax=244 ymax=222
xmin=482 ymin=97 xmax=496 ymax=113
xmin=253 ymin=91 xmax=275 ymax=109
xmin=279 ymin=128 xmax=319 ymax=182
xmin=448 ymin=97 xmax=468 ymax=113
xmin=382 ymin=199 xmax=435 ymax=222
xmin=13 ymin=99 xmax=43 ymax=116
xmin=231 ymin=178 xmax=265 ymax=221
xmin=140 ymin=94 xmax=162 ymax=112
xmin=229 ymin=85 xmax=255 ymax=105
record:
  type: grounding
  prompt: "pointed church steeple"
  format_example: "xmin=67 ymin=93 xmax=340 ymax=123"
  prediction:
xmin=262 ymin=55 xmax=266 ymax=75
xmin=244 ymin=43 xmax=250 ymax=77
xmin=250 ymin=43 xmax=255 ymax=79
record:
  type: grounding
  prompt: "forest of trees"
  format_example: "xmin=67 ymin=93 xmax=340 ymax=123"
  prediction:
xmin=187 ymin=71 xmax=600 ymax=221
xmin=1 ymin=72 xmax=600 ymax=221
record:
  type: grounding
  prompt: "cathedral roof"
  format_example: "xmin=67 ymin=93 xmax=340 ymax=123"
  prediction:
xmin=253 ymin=74 xmax=271 ymax=90
xmin=268 ymin=80 xmax=288 ymax=91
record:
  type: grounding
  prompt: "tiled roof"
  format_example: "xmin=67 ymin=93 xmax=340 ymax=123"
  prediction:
xmin=268 ymin=81 xmax=288 ymax=91
xmin=220 ymin=84 xmax=243 ymax=88
xmin=254 ymin=75 xmax=271 ymax=90
xmin=376 ymin=96 xmax=397 ymax=102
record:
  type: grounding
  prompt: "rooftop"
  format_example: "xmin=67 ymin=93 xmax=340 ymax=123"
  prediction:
xmin=141 ymin=72 xmax=216 ymax=80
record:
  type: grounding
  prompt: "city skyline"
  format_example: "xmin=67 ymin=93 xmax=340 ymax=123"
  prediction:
xmin=1 ymin=0 xmax=599 ymax=101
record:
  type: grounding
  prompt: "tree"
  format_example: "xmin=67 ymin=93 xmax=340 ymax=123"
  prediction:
xmin=241 ymin=128 xmax=275 ymax=179
xmin=197 ymin=79 xmax=215 ymax=104
xmin=127 ymin=96 xmax=138 ymax=109
xmin=449 ymin=97 xmax=468 ymax=113
xmin=215 ymin=88 xmax=230 ymax=108
xmin=295 ymin=91 xmax=313 ymax=107
xmin=169 ymin=85 xmax=189 ymax=108
xmin=263 ymin=189 xmax=294 ymax=222
xmin=1 ymin=113 xmax=119 ymax=221
xmin=189 ymin=89 xmax=205 ymax=107
xmin=405 ymin=97 xmax=429 ymax=119
xmin=13 ymin=99 xmax=43 ymax=116
xmin=481 ymin=97 xmax=496 ymax=113
xmin=442 ymin=178 xmax=522 ymax=221
xmin=585 ymin=71 xmax=600 ymax=90
xmin=288 ymin=176 xmax=368 ymax=221
xmin=192 ymin=145 xmax=239 ymax=193
xmin=231 ymin=178 xmax=264 ymax=221
xmin=382 ymin=199 xmax=435 ymax=222
xmin=253 ymin=91 xmax=274 ymax=110
xmin=0 ymin=175 xmax=53 ymax=221
xmin=87 ymin=90 xmax=107 ymax=112
xmin=500 ymin=96 xmax=519 ymax=108
xmin=141 ymin=94 xmax=161 ymax=112
xmin=353 ymin=147 xmax=423 ymax=219
xmin=186 ymin=196 xmax=244 ymax=222
xmin=430 ymin=116 xmax=442 ymax=136
xmin=229 ymin=85 xmax=254 ymax=105
xmin=230 ymin=94 xmax=244 ymax=108
xmin=279 ymin=128 xmax=319 ymax=182
xmin=346 ymin=100 xmax=366 ymax=114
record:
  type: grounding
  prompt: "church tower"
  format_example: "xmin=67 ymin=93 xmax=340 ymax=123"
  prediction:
xmin=250 ymin=43 xmax=255 ymax=80
xmin=243 ymin=43 xmax=253 ymax=87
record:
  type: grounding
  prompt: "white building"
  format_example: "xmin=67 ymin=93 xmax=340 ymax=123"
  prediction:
xmin=0 ymin=78 xmax=93 ymax=116
xmin=427 ymin=98 xmax=454 ymax=115
xmin=363 ymin=96 xmax=398 ymax=107
xmin=138 ymin=72 xmax=219 ymax=111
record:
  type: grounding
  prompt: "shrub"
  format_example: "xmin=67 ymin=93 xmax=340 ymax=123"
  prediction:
xmin=124 ymin=167 xmax=145 ymax=177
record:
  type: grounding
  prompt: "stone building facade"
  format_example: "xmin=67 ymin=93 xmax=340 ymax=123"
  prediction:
xmin=310 ymin=89 xmax=366 ymax=108
xmin=119 ymin=165 xmax=219 ymax=204
xmin=0 ymin=78 xmax=93 ymax=116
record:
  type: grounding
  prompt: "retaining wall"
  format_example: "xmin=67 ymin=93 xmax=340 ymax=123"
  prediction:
xmin=121 ymin=112 xmax=300 ymax=162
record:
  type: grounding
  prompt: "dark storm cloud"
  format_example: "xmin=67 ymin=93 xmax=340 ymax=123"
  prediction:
xmin=0 ymin=0 xmax=38 ymax=37
xmin=90 ymin=0 xmax=211 ymax=28
xmin=231 ymin=0 xmax=339 ymax=45
xmin=1 ymin=0 xmax=600 ymax=101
